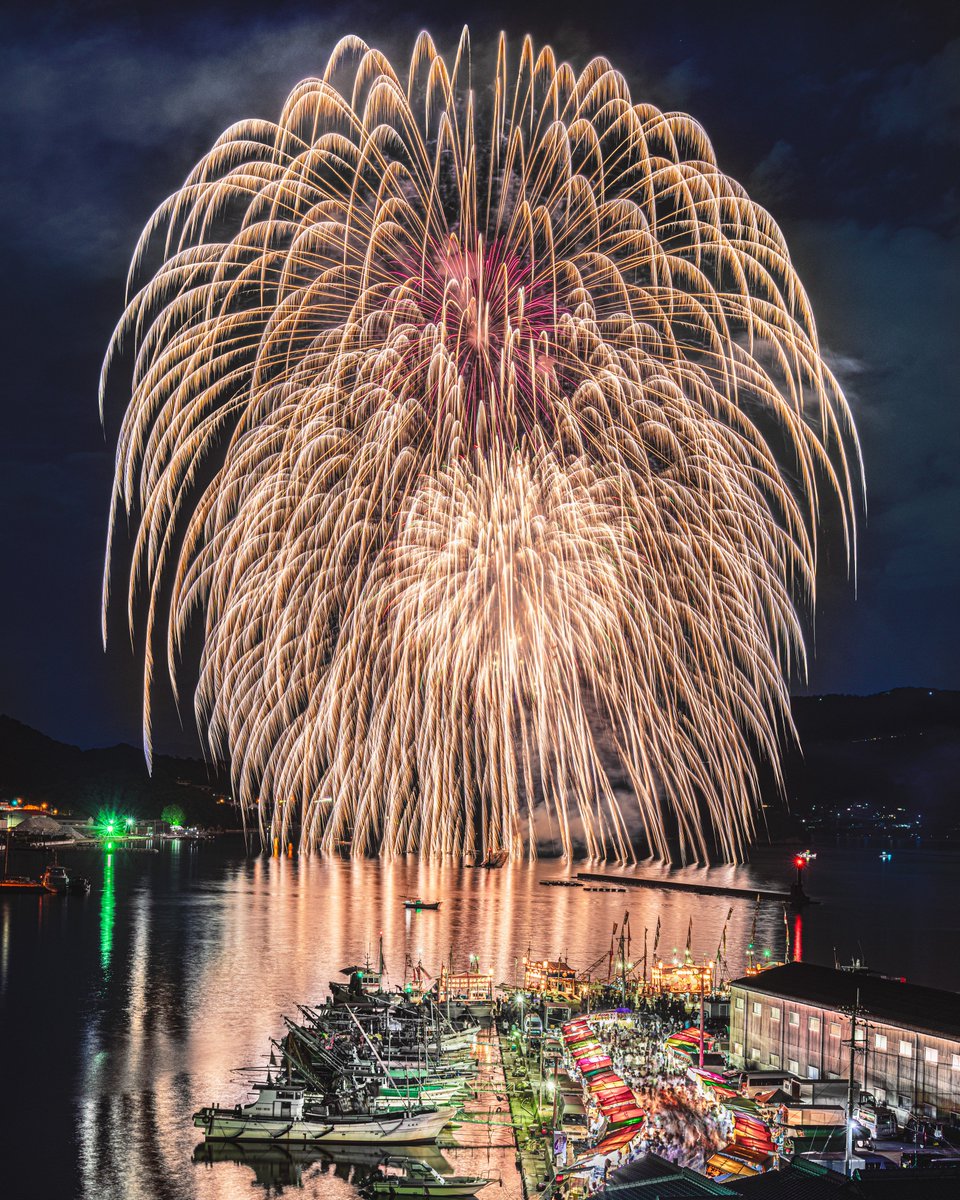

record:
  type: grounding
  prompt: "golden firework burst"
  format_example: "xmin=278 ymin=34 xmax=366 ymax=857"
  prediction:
xmin=103 ymin=30 xmax=861 ymax=862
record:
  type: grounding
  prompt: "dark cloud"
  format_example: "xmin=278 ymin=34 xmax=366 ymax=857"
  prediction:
xmin=748 ymin=140 xmax=802 ymax=209
xmin=869 ymin=37 xmax=960 ymax=146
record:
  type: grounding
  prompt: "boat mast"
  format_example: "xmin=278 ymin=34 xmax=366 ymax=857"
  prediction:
xmin=747 ymin=894 xmax=760 ymax=972
xmin=715 ymin=906 xmax=733 ymax=987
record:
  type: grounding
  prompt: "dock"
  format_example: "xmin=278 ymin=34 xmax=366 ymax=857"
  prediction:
xmin=576 ymin=870 xmax=799 ymax=903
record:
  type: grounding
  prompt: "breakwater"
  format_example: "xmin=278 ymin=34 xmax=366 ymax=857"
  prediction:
xmin=576 ymin=871 xmax=798 ymax=903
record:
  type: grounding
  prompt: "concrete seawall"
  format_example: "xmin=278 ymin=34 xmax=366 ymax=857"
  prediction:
xmin=576 ymin=871 xmax=797 ymax=903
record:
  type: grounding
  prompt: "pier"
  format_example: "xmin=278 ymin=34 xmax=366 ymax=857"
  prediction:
xmin=451 ymin=1022 xmax=566 ymax=1198
xmin=577 ymin=871 xmax=801 ymax=903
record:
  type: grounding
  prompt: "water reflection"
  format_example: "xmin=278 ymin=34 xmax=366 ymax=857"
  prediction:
xmin=0 ymin=903 xmax=9 ymax=999
xmin=100 ymin=847 xmax=115 ymax=972
xmin=71 ymin=851 xmax=797 ymax=1199
xmin=192 ymin=1142 xmax=453 ymax=1194
xmin=0 ymin=842 xmax=946 ymax=1199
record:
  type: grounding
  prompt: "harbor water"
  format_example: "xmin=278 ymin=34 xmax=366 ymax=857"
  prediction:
xmin=1 ymin=840 xmax=958 ymax=1199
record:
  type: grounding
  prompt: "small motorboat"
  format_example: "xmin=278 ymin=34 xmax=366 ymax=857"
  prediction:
xmin=404 ymin=899 xmax=441 ymax=910
xmin=68 ymin=875 xmax=92 ymax=895
xmin=41 ymin=864 xmax=70 ymax=893
xmin=879 ymin=851 xmax=893 ymax=862
xmin=366 ymin=1156 xmax=493 ymax=1196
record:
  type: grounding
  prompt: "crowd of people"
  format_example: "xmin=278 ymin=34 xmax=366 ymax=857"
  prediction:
xmin=579 ymin=1010 xmax=733 ymax=1173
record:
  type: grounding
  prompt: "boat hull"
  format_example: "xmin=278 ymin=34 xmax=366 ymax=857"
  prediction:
xmin=371 ymin=1182 xmax=488 ymax=1197
xmin=194 ymin=1106 xmax=455 ymax=1144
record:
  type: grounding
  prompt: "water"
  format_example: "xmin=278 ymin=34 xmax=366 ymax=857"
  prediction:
xmin=2 ymin=839 xmax=957 ymax=1199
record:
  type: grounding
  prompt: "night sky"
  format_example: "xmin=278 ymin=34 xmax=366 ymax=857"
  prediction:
xmin=1 ymin=0 xmax=957 ymax=754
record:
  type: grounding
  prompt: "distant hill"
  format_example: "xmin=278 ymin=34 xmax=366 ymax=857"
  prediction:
xmin=780 ymin=688 xmax=960 ymax=841
xmin=0 ymin=715 xmax=231 ymax=826
xmin=2 ymin=688 xmax=958 ymax=837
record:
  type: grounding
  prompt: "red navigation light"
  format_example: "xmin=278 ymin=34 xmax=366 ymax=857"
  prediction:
xmin=793 ymin=854 xmax=806 ymax=870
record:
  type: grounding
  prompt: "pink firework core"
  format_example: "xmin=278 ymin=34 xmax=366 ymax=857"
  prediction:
xmin=389 ymin=234 xmax=566 ymax=442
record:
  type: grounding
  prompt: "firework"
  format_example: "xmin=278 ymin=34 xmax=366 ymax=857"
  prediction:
xmin=102 ymin=30 xmax=860 ymax=862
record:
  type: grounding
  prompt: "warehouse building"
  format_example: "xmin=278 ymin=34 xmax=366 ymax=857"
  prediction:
xmin=728 ymin=962 xmax=960 ymax=1122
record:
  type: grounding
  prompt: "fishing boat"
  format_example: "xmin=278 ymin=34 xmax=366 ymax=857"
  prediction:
xmin=404 ymin=898 xmax=441 ymax=910
xmin=366 ymin=1157 xmax=493 ymax=1197
xmin=194 ymin=1082 xmax=455 ymax=1144
xmin=438 ymin=962 xmax=495 ymax=1019
xmin=376 ymin=1078 xmax=467 ymax=1104
xmin=41 ymin=864 xmax=70 ymax=893
xmin=1 ymin=828 xmax=52 ymax=891
xmin=0 ymin=875 xmax=51 ymax=893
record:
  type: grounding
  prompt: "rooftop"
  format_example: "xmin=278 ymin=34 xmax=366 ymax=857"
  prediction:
xmin=729 ymin=963 xmax=960 ymax=1041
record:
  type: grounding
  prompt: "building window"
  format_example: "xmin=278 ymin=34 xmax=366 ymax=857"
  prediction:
xmin=925 ymin=1047 xmax=938 ymax=1065
xmin=809 ymin=1016 xmax=820 ymax=1032
xmin=875 ymin=1033 xmax=887 ymax=1051
xmin=789 ymin=1012 xmax=799 ymax=1027
xmin=770 ymin=1007 xmax=781 ymax=1022
xmin=735 ymin=997 xmax=745 ymax=1011
xmin=830 ymin=1023 xmax=841 ymax=1038
xmin=733 ymin=1041 xmax=743 ymax=1056
xmin=952 ymin=1054 xmax=960 ymax=1070
xmin=854 ymin=1026 xmax=865 ymax=1043
xmin=788 ymin=1058 xmax=799 ymax=1075
xmin=750 ymin=1046 xmax=760 ymax=1061
xmin=808 ymin=1065 xmax=820 ymax=1080
xmin=899 ymin=1040 xmax=913 ymax=1058
xmin=752 ymin=1001 xmax=762 ymax=1017
xmin=898 ymin=1094 xmax=909 ymax=1108
xmin=770 ymin=1053 xmax=781 ymax=1068
xmin=875 ymin=1087 xmax=886 ymax=1102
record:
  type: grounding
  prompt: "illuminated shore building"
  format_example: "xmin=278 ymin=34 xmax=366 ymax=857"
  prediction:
xmin=438 ymin=966 xmax=494 ymax=1013
xmin=523 ymin=958 xmax=579 ymax=1002
xmin=652 ymin=960 xmax=715 ymax=996
xmin=729 ymin=963 xmax=960 ymax=1122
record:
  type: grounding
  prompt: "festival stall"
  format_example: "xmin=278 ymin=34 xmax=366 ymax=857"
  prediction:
xmin=681 ymin=1066 xmax=776 ymax=1179
xmin=562 ymin=1017 xmax=647 ymax=1179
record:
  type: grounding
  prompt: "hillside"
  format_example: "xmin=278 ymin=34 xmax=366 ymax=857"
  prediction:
xmin=2 ymin=688 xmax=958 ymax=837
xmin=0 ymin=716 xmax=231 ymax=827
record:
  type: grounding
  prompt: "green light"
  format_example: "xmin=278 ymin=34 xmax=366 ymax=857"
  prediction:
xmin=763 ymin=949 xmax=771 ymax=958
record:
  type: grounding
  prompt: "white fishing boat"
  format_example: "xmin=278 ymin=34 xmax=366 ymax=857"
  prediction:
xmin=367 ymin=1157 xmax=493 ymax=1197
xmin=194 ymin=1082 xmax=454 ymax=1144
xmin=375 ymin=1079 xmax=467 ymax=1105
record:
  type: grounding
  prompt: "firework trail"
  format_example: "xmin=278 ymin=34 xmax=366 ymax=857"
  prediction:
xmin=102 ymin=30 xmax=861 ymax=862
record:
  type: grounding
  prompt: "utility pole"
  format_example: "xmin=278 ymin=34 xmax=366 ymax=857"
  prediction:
xmin=844 ymin=987 xmax=864 ymax=1177
xmin=698 ymin=965 xmax=706 ymax=1068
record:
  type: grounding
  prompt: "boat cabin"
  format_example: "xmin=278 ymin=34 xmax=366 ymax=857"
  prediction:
xmin=522 ymin=957 xmax=579 ymax=1001
xmin=245 ymin=1082 xmax=306 ymax=1120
